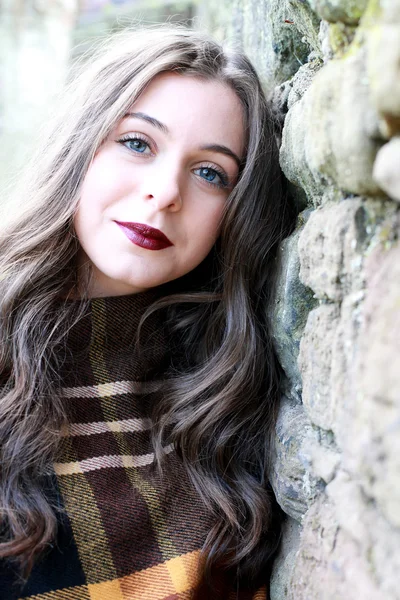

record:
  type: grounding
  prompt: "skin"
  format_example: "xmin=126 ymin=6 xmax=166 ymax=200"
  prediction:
xmin=74 ymin=73 xmax=245 ymax=298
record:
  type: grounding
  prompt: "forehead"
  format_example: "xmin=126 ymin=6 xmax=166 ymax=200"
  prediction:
xmin=125 ymin=72 xmax=246 ymax=159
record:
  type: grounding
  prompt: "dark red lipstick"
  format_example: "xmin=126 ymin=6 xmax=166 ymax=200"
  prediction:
xmin=115 ymin=221 xmax=173 ymax=250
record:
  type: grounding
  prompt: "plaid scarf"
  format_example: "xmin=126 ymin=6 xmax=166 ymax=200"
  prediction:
xmin=1 ymin=292 xmax=267 ymax=600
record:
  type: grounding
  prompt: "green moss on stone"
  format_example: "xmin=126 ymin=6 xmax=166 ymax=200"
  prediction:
xmin=322 ymin=0 xmax=383 ymax=61
xmin=310 ymin=0 xmax=368 ymax=24
xmin=360 ymin=0 xmax=383 ymax=26
xmin=349 ymin=0 xmax=383 ymax=51
xmin=344 ymin=0 xmax=369 ymax=22
xmin=328 ymin=22 xmax=357 ymax=57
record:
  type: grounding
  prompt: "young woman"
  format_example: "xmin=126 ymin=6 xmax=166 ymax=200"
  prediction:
xmin=0 ymin=26 xmax=291 ymax=599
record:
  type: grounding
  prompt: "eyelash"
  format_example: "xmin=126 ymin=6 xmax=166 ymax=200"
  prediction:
xmin=116 ymin=134 xmax=231 ymax=190
xmin=117 ymin=133 xmax=154 ymax=155
xmin=194 ymin=164 xmax=229 ymax=189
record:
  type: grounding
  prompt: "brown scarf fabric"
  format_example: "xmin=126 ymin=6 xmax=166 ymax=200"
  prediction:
xmin=2 ymin=292 xmax=267 ymax=600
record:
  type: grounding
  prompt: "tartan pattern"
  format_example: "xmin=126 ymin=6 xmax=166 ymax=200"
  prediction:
xmin=0 ymin=293 xmax=267 ymax=600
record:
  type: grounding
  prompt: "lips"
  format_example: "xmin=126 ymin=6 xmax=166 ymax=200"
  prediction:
xmin=115 ymin=221 xmax=173 ymax=251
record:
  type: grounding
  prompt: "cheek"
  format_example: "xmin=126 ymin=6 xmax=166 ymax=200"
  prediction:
xmin=79 ymin=167 xmax=109 ymax=212
xmin=188 ymin=204 xmax=225 ymax=256
xmin=79 ymin=149 xmax=127 ymax=211
xmin=76 ymin=177 xmax=121 ymax=240
xmin=73 ymin=167 xmax=108 ymax=244
xmin=72 ymin=206 xmax=89 ymax=253
xmin=203 ymin=203 xmax=225 ymax=238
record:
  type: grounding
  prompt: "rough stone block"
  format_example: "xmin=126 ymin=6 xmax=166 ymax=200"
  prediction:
xmin=287 ymin=60 xmax=322 ymax=110
xmin=299 ymin=435 xmax=340 ymax=484
xmin=286 ymin=0 xmax=322 ymax=59
xmin=330 ymin=290 xmax=364 ymax=449
xmin=269 ymin=214 xmax=317 ymax=402
xmin=279 ymin=86 xmax=326 ymax=206
xmin=327 ymin=21 xmax=357 ymax=58
xmin=270 ymin=516 xmax=301 ymax=600
xmin=280 ymin=48 xmax=383 ymax=202
xmin=308 ymin=0 xmax=368 ymax=25
xmin=196 ymin=0 xmax=313 ymax=90
xmin=381 ymin=0 xmax=400 ymax=22
xmin=368 ymin=21 xmax=400 ymax=120
xmin=349 ymin=240 xmax=400 ymax=528
xmin=326 ymin=470 xmax=400 ymax=598
xmin=270 ymin=396 xmax=324 ymax=522
xmin=297 ymin=199 xmax=366 ymax=301
xmin=287 ymin=492 xmax=387 ymax=600
xmin=298 ymin=304 xmax=340 ymax=430
xmin=373 ymin=137 xmax=400 ymax=202
xmin=326 ymin=470 xmax=368 ymax=543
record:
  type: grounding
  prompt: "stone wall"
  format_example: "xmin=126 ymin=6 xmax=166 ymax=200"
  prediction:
xmin=200 ymin=1 xmax=400 ymax=598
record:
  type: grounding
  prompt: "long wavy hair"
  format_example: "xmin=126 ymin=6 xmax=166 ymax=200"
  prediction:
xmin=0 ymin=26 xmax=291 ymax=587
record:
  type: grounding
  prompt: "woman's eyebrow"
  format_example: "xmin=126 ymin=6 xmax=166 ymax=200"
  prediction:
xmin=124 ymin=111 xmax=169 ymax=134
xmin=200 ymin=144 xmax=241 ymax=169
xmin=123 ymin=111 xmax=241 ymax=167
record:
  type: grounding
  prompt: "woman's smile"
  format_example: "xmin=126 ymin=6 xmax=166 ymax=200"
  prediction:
xmin=74 ymin=72 xmax=245 ymax=298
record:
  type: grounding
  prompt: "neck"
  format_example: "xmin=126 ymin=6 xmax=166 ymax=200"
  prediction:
xmin=60 ymin=290 xmax=168 ymax=390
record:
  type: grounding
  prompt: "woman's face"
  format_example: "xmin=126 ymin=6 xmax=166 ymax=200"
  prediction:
xmin=74 ymin=73 xmax=245 ymax=297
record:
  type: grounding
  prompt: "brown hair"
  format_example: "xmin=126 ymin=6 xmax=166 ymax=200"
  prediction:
xmin=0 ymin=25 xmax=291 ymax=586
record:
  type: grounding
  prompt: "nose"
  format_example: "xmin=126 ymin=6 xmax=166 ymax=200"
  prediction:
xmin=141 ymin=163 xmax=183 ymax=212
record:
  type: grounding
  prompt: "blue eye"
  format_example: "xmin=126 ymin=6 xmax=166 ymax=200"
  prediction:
xmin=125 ymin=138 xmax=149 ymax=153
xmin=195 ymin=167 xmax=229 ymax=189
xmin=200 ymin=168 xmax=217 ymax=182
xmin=117 ymin=135 xmax=152 ymax=155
